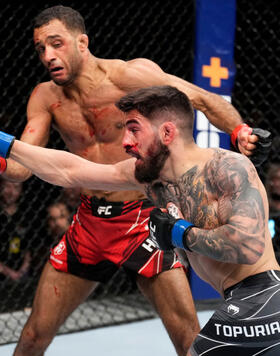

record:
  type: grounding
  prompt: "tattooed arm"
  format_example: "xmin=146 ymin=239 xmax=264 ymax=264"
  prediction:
xmin=185 ymin=153 xmax=266 ymax=264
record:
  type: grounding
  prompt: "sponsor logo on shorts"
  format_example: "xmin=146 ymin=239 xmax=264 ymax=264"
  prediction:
xmin=97 ymin=206 xmax=112 ymax=215
xmin=54 ymin=241 xmax=66 ymax=255
xmin=148 ymin=221 xmax=160 ymax=249
xmin=227 ymin=304 xmax=240 ymax=315
xmin=142 ymin=238 xmax=158 ymax=253
xmin=215 ymin=322 xmax=280 ymax=337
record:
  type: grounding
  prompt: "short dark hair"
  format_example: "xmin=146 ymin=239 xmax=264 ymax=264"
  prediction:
xmin=34 ymin=5 xmax=86 ymax=34
xmin=116 ymin=85 xmax=194 ymax=128
xmin=116 ymin=85 xmax=193 ymax=118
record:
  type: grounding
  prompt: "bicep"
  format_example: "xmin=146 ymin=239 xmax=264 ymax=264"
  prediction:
xmin=167 ymin=74 xmax=215 ymax=110
xmin=21 ymin=85 xmax=52 ymax=147
xmin=216 ymin=156 xmax=266 ymax=261
xmin=187 ymin=156 xmax=266 ymax=264
xmin=217 ymin=155 xmax=266 ymax=228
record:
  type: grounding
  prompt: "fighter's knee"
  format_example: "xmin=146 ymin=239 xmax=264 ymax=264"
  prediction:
xmin=16 ymin=324 xmax=53 ymax=355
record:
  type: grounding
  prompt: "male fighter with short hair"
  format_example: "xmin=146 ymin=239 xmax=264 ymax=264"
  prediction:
xmin=0 ymin=85 xmax=278 ymax=355
xmin=0 ymin=5 xmax=271 ymax=356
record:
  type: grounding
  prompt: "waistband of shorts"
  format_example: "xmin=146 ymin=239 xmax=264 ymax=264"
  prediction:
xmin=224 ymin=270 xmax=280 ymax=299
xmin=80 ymin=194 xmax=154 ymax=218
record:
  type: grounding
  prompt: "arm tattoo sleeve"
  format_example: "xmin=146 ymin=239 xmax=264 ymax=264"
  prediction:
xmin=185 ymin=152 xmax=266 ymax=264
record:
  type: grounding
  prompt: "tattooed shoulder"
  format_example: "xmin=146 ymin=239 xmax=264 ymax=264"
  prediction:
xmin=209 ymin=149 xmax=260 ymax=195
xmin=145 ymin=166 xmax=201 ymax=210
xmin=144 ymin=148 xmax=259 ymax=214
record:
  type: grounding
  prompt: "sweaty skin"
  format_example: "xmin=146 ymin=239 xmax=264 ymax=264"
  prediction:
xmin=3 ymin=19 xmax=254 ymax=201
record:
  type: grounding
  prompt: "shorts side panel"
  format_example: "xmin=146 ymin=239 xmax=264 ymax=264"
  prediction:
xmin=191 ymin=271 xmax=280 ymax=355
xmin=49 ymin=198 xmax=182 ymax=281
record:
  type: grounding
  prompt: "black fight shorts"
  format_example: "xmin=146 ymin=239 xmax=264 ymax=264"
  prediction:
xmin=190 ymin=270 xmax=280 ymax=355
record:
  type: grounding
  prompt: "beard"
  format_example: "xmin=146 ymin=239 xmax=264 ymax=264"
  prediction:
xmin=135 ymin=139 xmax=170 ymax=183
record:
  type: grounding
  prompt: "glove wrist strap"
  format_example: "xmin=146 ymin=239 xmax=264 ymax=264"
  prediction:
xmin=171 ymin=219 xmax=193 ymax=251
xmin=230 ymin=123 xmax=249 ymax=148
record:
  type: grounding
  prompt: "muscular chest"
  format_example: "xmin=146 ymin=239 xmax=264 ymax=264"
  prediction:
xmin=146 ymin=171 xmax=220 ymax=229
xmin=49 ymin=88 xmax=126 ymax=149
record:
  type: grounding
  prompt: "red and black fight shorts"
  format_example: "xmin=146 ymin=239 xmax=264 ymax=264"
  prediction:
xmin=50 ymin=195 xmax=182 ymax=282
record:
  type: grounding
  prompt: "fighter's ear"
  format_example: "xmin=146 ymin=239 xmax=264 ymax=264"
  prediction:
xmin=159 ymin=122 xmax=176 ymax=145
xmin=78 ymin=34 xmax=89 ymax=51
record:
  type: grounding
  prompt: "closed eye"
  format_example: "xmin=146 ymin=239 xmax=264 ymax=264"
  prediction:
xmin=35 ymin=46 xmax=45 ymax=55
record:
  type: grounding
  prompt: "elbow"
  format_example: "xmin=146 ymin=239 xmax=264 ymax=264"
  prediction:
xmin=3 ymin=168 xmax=32 ymax=183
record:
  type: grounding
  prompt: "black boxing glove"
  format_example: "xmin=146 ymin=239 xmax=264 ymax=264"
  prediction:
xmin=149 ymin=208 xmax=194 ymax=251
xmin=249 ymin=128 xmax=272 ymax=166
xmin=231 ymin=124 xmax=272 ymax=167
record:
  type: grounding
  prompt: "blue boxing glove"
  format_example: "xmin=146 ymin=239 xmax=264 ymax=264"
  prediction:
xmin=149 ymin=208 xmax=194 ymax=251
xmin=0 ymin=131 xmax=15 ymax=158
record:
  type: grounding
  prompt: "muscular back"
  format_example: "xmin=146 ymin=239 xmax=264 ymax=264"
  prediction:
xmin=145 ymin=149 xmax=279 ymax=294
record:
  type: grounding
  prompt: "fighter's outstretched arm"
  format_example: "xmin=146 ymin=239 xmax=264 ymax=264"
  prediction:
xmin=166 ymin=75 xmax=271 ymax=165
xmin=116 ymin=59 xmax=243 ymax=132
xmin=0 ymin=133 xmax=140 ymax=192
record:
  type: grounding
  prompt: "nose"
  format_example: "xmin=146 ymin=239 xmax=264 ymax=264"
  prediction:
xmin=44 ymin=45 xmax=56 ymax=64
xmin=122 ymin=130 xmax=135 ymax=151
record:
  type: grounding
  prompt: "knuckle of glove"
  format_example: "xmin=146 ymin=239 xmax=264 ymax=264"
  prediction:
xmin=149 ymin=208 xmax=175 ymax=251
xmin=150 ymin=208 xmax=165 ymax=224
xmin=250 ymin=128 xmax=272 ymax=166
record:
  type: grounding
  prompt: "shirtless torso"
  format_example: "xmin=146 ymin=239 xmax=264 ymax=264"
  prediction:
xmin=24 ymin=59 xmax=147 ymax=201
xmin=145 ymin=148 xmax=280 ymax=295
xmin=5 ymin=18 xmax=250 ymax=191
xmin=2 ymin=8 xmax=273 ymax=355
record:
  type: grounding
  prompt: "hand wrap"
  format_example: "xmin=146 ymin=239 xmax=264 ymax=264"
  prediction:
xmin=0 ymin=131 xmax=15 ymax=158
xmin=149 ymin=208 xmax=194 ymax=251
xmin=230 ymin=123 xmax=249 ymax=148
